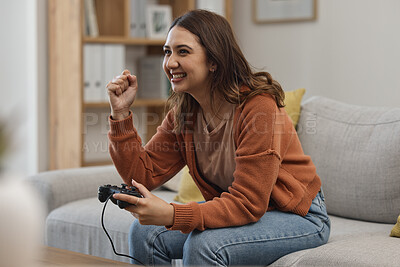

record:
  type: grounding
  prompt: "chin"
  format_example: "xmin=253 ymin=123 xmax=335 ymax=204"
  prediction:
xmin=171 ymin=86 xmax=186 ymax=94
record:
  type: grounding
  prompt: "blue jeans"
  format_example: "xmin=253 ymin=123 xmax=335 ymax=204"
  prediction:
xmin=129 ymin=190 xmax=330 ymax=266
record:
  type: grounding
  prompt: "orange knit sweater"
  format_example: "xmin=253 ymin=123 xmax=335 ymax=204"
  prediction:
xmin=108 ymin=93 xmax=321 ymax=233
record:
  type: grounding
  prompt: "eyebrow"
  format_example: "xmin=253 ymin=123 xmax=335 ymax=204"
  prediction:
xmin=163 ymin=44 xmax=193 ymax=50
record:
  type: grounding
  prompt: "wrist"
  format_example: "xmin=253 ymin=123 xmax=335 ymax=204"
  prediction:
xmin=165 ymin=204 xmax=175 ymax=227
xmin=111 ymin=110 xmax=130 ymax=120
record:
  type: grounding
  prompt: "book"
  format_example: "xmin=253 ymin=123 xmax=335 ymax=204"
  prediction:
xmin=84 ymin=0 xmax=99 ymax=37
xmin=84 ymin=44 xmax=126 ymax=103
xmin=83 ymin=44 xmax=104 ymax=102
xmin=130 ymin=0 xmax=146 ymax=38
xmin=103 ymin=44 xmax=125 ymax=102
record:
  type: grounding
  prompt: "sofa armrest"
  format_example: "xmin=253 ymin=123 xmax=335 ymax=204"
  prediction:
xmin=26 ymin=165 xmax=121 ymax=215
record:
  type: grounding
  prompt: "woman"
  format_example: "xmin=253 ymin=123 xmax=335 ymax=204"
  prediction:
xmin=107 ymin=9 xmax=330 ymax=266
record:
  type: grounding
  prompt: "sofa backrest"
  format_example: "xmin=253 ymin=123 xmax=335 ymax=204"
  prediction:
xmin=27 ymin=165 xmax=121 ymax=215
xmin=297 ymin=96 xmax=400 ymax=224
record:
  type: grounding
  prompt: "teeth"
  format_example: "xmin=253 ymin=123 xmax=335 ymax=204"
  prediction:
xmin=172 ymin=73 xmax=186 ymax=78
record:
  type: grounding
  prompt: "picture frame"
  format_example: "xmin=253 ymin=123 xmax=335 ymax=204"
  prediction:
xmin=253 ymin=0 xmax=317 ymax=24
xmin=146 ymin=5 xmax=172 ymax=39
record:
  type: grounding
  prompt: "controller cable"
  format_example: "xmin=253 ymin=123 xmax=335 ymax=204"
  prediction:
xmin=101 ymin=195 xmax=144 ymax=265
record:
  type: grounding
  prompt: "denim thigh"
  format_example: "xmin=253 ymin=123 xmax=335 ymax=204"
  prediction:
xmin=129 ymin=191 xmax=331 ymax=266
xmin=182 ymin=191 xmax=330 ymax=266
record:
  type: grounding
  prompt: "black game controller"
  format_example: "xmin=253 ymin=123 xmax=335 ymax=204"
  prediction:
xmin=98 ymin=184 xmax=142 ymax=209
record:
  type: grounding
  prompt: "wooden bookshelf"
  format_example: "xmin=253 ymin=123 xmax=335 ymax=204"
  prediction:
xmin=49 ymin=0 xmax=82 ymax=170
xmin=49 ymin=0 xmax=232 ymax=170
xmin=83 ymin=36 xmax=166 ymax=46
xmin=82 ymin=160 xmax=114 ymax=167
xmin=84 ymin=99 xmax=167 ymax=109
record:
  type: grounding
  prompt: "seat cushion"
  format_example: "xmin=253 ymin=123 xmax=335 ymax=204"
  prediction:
xmin=297 ymin=96 xmax=400 ymax=224
xmin=271 ymin=232 xmax=400 ymax=267
xmin=45 ymin=189 xmax=178 ymax=263
xmin=328 ymin=215 xmax=394 ymax=240
xmin=271 ymin=215 xmax=398 ymax=267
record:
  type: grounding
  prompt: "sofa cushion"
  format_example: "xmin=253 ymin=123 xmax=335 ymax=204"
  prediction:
xmin=45 ymin=189 xmax=178 ymax=263
xmin=271 ymin=232 xmax=400 ymax=267
xmin=297 ymin=96 xmax=400 ymax=223
xmin=174 ymin=166 xmax=205 ymax=203
xmin=328 ymin=215 xmax=394 ymax=240
xmin=28 ymin=165 xmax=121 ymax=214
xmin=284 ymin=88 xmax=306 ymax=127
xmin=272 ymin=215 xmax=396 ymax=266
xmin=390 ymin=215 xmax=400 ymax=237
xmin=161 ymin=166 xmax=186 ymax=192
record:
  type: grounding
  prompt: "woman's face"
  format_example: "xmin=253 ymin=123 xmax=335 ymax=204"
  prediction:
xmin=163 ymin=26 xmax=214 ymax=98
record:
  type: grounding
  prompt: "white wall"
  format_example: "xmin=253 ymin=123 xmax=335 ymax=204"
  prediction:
xmin=233 ymin=0 xmax=400 ymax=107
xmin=0 ymin=0 xmax=47 ymax=176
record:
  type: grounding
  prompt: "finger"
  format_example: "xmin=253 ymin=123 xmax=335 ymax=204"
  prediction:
xmin=121 ymin=75 xmax=129 ymax=89
xmin=132 ymin=179 xmax=152 ymax=198
xmin=112 ymin=84 xmax=123 ymax=96
xmin=122 ymin=69 xmax=131 ymax=76
xmin=115 ymin=74 xmax=129 ymax=84
xmin=127 ymin=74 xmax=137 ymax=86
xmin=111 ymin=77 xmax=126 ymax=95
xmin=113 ymin=193 xmax=140 ymax=206
xmin=107 ymin=83 xmax=122 ymax=96
xmin=116 ymin=85 xmax=122 ymax=96
xmin=112 ymin=78 xmax=126 ymax=91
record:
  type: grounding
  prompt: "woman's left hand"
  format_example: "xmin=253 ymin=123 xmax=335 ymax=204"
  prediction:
xmin=113 ymin=180 xmax=174 ymax=226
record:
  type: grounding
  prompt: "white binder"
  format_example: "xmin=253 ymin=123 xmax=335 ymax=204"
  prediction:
xmin=83 ymin=44 xmax=104 ymax=103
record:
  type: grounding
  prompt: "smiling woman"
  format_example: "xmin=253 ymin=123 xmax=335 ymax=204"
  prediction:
xmin=106 ymin=9 xmax=329 ymax=266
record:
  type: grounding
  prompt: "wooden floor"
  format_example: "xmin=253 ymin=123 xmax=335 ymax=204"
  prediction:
xmin=37 ymin=246 xmax=132 ymax=266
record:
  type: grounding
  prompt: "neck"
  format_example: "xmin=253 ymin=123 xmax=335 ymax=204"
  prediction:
xmin=192 ymin=91 xmax=232 ymax=131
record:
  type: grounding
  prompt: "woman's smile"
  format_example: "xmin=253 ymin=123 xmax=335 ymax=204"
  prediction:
xmin=170 ymin=72 xmax=187 ymax=83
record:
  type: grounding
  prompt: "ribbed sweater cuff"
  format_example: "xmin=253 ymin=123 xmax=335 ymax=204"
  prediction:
xmin=109 ymin=111 xmax=135 ymax=137
xmin=291 ymin=175 xmax=322 ymax=216
xmin=167 ymin=203 xmax=195 ymax=233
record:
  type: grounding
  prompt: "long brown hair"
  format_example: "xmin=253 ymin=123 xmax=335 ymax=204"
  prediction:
xmin=166 ymin=9 xmax=285 ymax=133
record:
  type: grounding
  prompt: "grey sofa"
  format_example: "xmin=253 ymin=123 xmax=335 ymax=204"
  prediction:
xmin=29 ymin=96 xmax=400 ymax=266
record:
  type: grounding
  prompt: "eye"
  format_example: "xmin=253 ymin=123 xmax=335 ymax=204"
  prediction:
xmin=164 ymin=49 xmax=171 ymax=55
xmin=179 ymin=49 xmax=189 ymax=55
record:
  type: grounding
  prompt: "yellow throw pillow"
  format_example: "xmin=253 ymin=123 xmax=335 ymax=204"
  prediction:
xmin=390 ymin=215 xmax=400 ymax=237
xmin=284 ymin=88 xmax=306 ymax=127
xmin=174 ymin=166 xmax=205 ymax=203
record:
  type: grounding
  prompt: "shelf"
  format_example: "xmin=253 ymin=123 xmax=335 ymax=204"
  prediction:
xmin=83 ymin=36 xmax=165 ymax=46
xmin=82 ymin=160 xmax=113 ymax=167
xmin=84 ymin=99 xmax=167 ymax=108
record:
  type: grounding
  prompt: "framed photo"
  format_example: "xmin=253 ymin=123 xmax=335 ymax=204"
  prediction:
xmin=146 ymin=5 xmax=172 ymax=39
xmin=253 ymin=0 xmax=317 ymax=23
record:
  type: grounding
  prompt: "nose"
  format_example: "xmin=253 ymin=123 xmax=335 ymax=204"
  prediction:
xmin=164 ymin=54 xmax=179 ymax=70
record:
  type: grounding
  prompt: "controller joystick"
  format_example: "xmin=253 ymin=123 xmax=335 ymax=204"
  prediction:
xmin=98 ymin=183 xmax=142 ymax=209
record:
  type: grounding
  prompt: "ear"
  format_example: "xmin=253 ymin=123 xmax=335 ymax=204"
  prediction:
xmin=209 ymin=62 xmax=217 ymax=72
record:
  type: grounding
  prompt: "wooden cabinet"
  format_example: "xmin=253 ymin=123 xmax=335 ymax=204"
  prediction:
xmin=48 ymin=0 xmax=232 ymax=170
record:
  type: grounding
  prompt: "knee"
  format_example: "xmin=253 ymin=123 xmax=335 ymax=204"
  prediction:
xmin=129 ymin=219 xmax=145 ymax=248
xmin=129 ymin=220 xmax=167 ymax=265
xmin=183 ymin=231 xmax=226 ymax=266
xmin=128 ymin=220 xmax=146 ymax=262
xmin=129 ymin=220 xmax=162 ymax=250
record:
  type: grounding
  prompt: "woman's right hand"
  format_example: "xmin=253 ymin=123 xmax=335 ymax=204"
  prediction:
xmin=106 ymin=69 xmax=138 ymax=120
